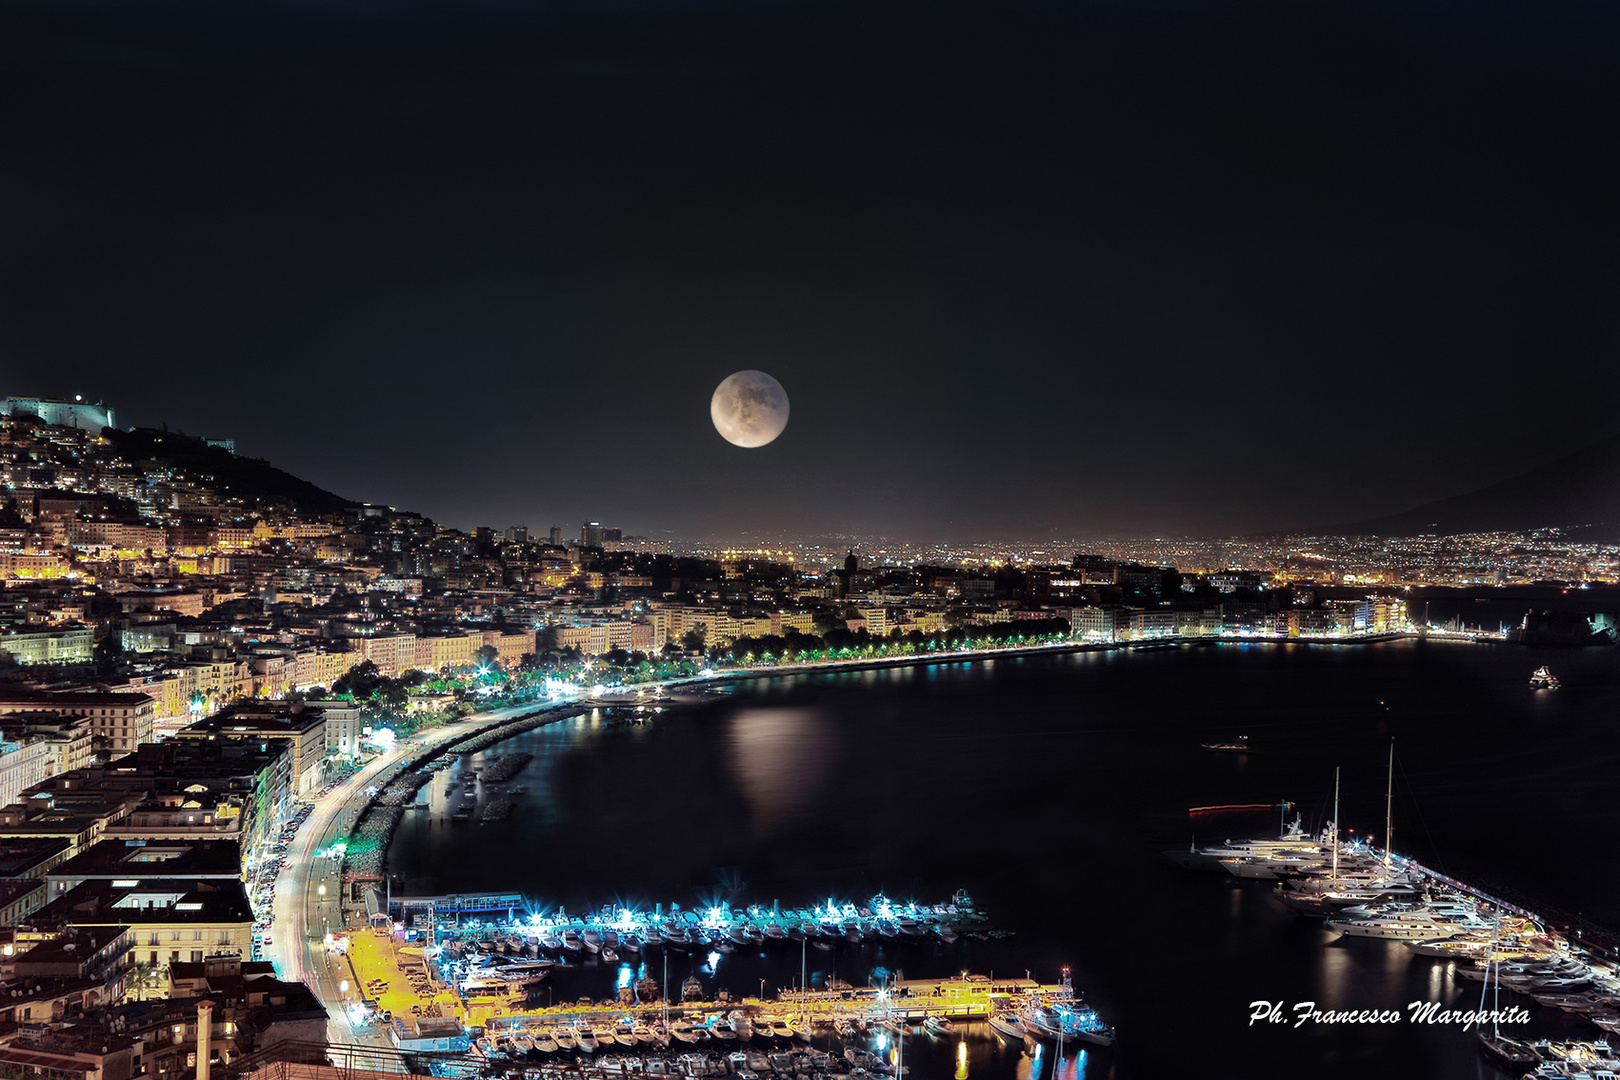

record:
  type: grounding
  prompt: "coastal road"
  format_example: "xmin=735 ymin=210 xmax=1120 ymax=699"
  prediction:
xmin=269 ymin=700 xmax=545 ymax=1050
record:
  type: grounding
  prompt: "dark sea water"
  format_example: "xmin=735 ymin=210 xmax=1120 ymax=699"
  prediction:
xmin=386 ymin=640 xmax=1620 ymax=1080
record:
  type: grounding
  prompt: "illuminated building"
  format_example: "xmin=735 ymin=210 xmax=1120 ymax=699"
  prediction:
xmin=2 ymin=396 xmax=116 ymax=431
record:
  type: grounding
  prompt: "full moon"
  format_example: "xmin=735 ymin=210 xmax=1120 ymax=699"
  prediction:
xmin=710 ymin=370 xmax=790 ymax=448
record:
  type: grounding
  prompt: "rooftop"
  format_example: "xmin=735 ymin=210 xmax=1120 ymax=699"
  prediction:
xmin=31 ymin=878 xmax=252 ymax=926
xmin=47 ymin=839 xmax=241 ymax=883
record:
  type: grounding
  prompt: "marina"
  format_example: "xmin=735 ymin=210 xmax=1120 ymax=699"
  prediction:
xmin=362 ymin=638 xmax=1620 ymax=1080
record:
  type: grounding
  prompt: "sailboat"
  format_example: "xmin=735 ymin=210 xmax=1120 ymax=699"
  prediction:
xmin=1273 ymin=750 xmax=1418 ymax=916
xmin=1474 ymin=917 xmax=1540 ymax=1070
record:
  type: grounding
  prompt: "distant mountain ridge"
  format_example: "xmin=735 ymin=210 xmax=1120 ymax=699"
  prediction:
xmin=1341 ymin=432 xmax=1620 ymax=538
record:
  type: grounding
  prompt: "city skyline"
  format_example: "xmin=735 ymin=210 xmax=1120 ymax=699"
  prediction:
xmin=4 ymin=0 xmax=1619 ymax=540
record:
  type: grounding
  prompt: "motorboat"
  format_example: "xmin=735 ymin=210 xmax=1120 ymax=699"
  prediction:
xmin=924 ymin=1016 xmax=956 ymax=1035
xmin=988 ymin=1011 xmax=1025 ymax=1041
xmin=669 ymin=1019 xmax=706 ymax=1044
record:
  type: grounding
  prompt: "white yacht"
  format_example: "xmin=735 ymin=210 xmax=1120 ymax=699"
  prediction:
xmin=1327 ymin=909 xmax=1491 ymax=940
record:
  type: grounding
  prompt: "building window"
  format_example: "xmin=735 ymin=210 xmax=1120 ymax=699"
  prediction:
xmin=191 ymin=950 xmax=203 ymax=963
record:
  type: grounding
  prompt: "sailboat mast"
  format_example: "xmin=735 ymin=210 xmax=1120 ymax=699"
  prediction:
xmin=1382 ymin=741 xmax=1394 ymax=871
xmin=1331 ymin=767 xmax=1340 ymax=881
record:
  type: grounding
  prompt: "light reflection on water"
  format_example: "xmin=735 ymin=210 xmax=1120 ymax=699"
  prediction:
xmin=722 ymin=707 xmax=837 ymax=837
xmin=1017 ymin=1041 xmax=1088 ymax=1080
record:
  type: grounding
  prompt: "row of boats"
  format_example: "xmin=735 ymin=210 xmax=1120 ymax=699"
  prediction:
xmin=475 ymin=1046 xmax=900 ymax=1080
xmin=478 ymin=1010 xmax=962 ymax=1056
xmin=1480 ymin=1033 xmax=1620 ymax=1077
xmin=443 ymin=892 xmax=994 ymax=967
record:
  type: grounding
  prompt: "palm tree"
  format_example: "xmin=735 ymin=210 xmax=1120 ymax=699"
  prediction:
xmin=129 ymin=957 xmax=166 ymax=1000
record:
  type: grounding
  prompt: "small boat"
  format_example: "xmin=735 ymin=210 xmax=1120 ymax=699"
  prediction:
xmin=552 ymin=1028 xmax=577 ymax=1051
xmin=923 ymin=1016 xmax=956 ymax=1035
xmin=1530 ymin=666 xmax=1561 ymax=690
xmin=575 ymin=1026 xmax=599 ymax=1053
xmin=988 ymin=1011 xmax=1025 ymax=1041
xmin=765 ymin=1016 xmax=794 ymax=1040
xmin=1201 ymin=734 xmax=1251 ymax=752
xmin=669 ymin=1019 xmax=706 ymax=1044
xmin=533 ymin=1031 xmax=559 ymax=1054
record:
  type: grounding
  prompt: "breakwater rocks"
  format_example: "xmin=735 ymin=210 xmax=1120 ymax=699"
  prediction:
xmin=341 ymin=706 xmax=583 ymax=881
xmin=479 ymin=752 xmax=534 ymax=785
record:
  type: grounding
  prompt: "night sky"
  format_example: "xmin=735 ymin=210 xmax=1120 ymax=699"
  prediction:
xmin=3 ymin=0 xmax=1618 ymax=541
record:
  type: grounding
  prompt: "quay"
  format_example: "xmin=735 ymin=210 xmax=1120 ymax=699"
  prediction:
xmin=479 ymin=973 xmax=1050 ymax=1032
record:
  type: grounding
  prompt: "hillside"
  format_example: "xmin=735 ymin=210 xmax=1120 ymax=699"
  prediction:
xmin=1342 ymin=432 xmax=1620 ymax=538
xmin=106 ymin=428 xmax=357 ymax=516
